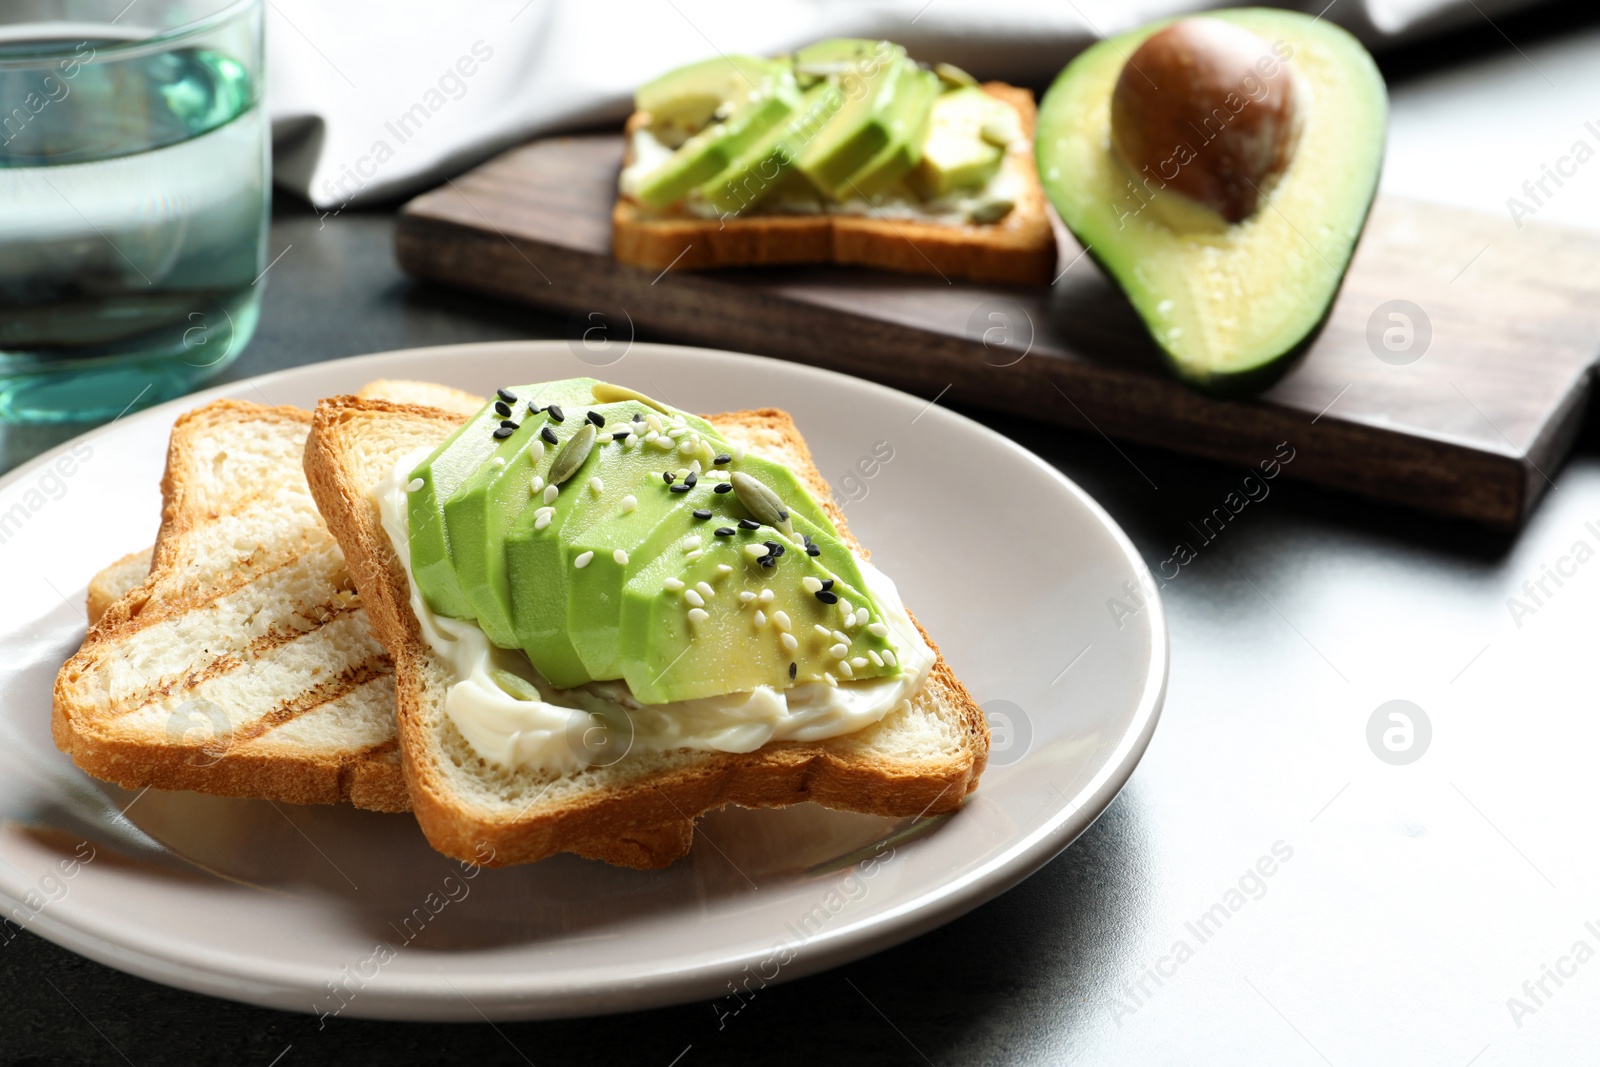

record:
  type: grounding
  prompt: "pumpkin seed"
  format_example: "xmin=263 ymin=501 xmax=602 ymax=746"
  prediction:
xmin=547 ymin=422 xmax=596 ymax=486
xmin=731 ymin=471 xmax=793 ymax=539
xmin=591 ymin=382 xmax=669 ymax=414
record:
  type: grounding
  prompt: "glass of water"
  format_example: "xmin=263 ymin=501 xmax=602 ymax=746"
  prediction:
xmin=0 ymin=0 xmax=265 ymax=423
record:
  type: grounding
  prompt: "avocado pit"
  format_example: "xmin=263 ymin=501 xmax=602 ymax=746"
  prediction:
xmin=1109 ymin=19 xmax=1303 ymax=224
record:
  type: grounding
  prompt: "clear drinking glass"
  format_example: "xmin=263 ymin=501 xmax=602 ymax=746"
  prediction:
xmin=0 ymin=0 xmax=266 ymax=423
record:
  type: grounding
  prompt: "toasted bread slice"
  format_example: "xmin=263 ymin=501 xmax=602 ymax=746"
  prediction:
xmin=612 ymin=83 xmax=1056 ymax=285
xmin=86 ymin=547 xmax=153 ymax=625
xmin=304 ymin=396 xmax=987 ymax=868
xmin=56 ymin=395 xmax=697 ymax=868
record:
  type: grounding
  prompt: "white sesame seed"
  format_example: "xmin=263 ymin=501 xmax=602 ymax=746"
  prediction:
xmin=829 ymin=643 xmax=849 ymax=659
xmin=842 ymin=612 xmax=857 ymax=629
xmin=739 ymin=590 xmax=757 ymax=603
xmin=574 ymin=550 xmax=594 ymax=569
xmin=405 ymin=477 xmax=424 ymax=493
xmin=814 ymin=624 xmax=831 ymax=638
xmin=590 ymin=476 xmax=604 ymax=495
xmin=530 ymin=440 xmax=545 ymax=462
xmin=802 ymin=576 xmax=823 ymax=593
xmin=613 ymin=548 xmax=629 ymax=566
xmin=667 ymin=427 xmax=686 ymax=438
xmin=758 ymin=588 xmax=775 ymax=604
xmin=867 ymin=650 xmax=884 ymax=667
xmin=882 ymin=649 xmax=897 ymax=667
xmin=688 ymin=607 xmax=709 ymax=624
xmin=544 ymin=484 xmax=559 ymax=504
xmin=534 ymin=514 xmax=553 ymax=531
xmin=620 ymin=494 xmax=637 ymax=514
xmin=838 ymin=659 xmax=854 ymax=678
xmin=646 ymin=414 xmax=663 ymax=433
xmin=833 ymin=630 xmax=850 ymax=645
xmin=686 ymin=549 xmax=703 ymax=561
xmin=664 ymin=577 xmax=685 ymax=592
xmin=824 ymin=672 xmax=837 ymax=686
xmin=717 ymin=564 xmax=733 ymax=575
xmin=744 ymin=544 xmax=768 ymax=560
xmin=838 ymin=598 xmax=852 ymax=617
xmin=754 ymin=609 xmax=766 ymax=627
xmin=772 ymin=610 xmax=791 ymax=631
xmin=856 ymin=610 xmax=872 ymax=625
xmin=780 ymin=633 xmax=798 ymax=653
xmin=732 ymin=444 xmax=746 ymax=461
xmin=851 ymin=656 xmax=868 ymax=669
xmin=643 ymin=430 xmax=659 ymax=442
xmin=695 ymin=581 xmax=714 ymax=599
xmin=683 ymin=536 xmax=702 ymax=551
xmin=674 ymin=468 xmax=689 ymax=479
xmin=491 ymin=456 xmax=506 ymax=468
xmin=689 ymin=459 xmax=702 ymax=474
xmin=534 ymin=505 xmax=554 ymax=518
xmin=867 ymin=622 xmax=889 ymax=637
xmin=685 ymin=590 xmax=705 ymax=608
xmin=530 ymin=474 xmax=545 ymax=494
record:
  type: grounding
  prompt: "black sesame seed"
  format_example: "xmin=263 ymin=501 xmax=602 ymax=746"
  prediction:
xmin=662 ymin=471 xmax=675 ymax=484
xmin=789 ymin=661 xmax=798 ymax=681
xmin=805 ymin=544 xmax=821 ymax=556
xmin=493 ymin=426 xmax=515 ymax=439
xmin=738 ymin=519 xmax=759 ymax=530
xmin=759 ymin=556 xmax=777 ymax=568
xmin=585 ymin=410 xmax=605 ymax=427
xmin=821 ymin=578 xmax=834 ymax=591
xmin=669 ymin=484 xmax=691 ymax=493
xmin=692 ymin=508 xmax=712 ymax=520
xmin=684 ymin=471 xmax=697 ymax=488
xmin=493 ymin=401 xmax=512 ymax=418
xmin=500 ymin=419 xmax=519 ymax=430
xmin=772 ymin=544 xmax=786 ymax=557
xmin=713 ymin=453 xmax=731 ymax=465
xmin=546 ymin=404 xmax=565 ymax=423
xmin=776 ymin=507 xmax=789 ymax=521
xmin=714 ymin=527 xmax=735 ymax=537
xmin=632 ymin=413 xmax=644 ymax=423
xmin=815 ymin=590 xmax=839 ymax=604
xmin=612 ymin=431 xmax=631 ymax=441
xmin=527 ymin=401 xmax=543 ymax=415
xmin=802 ymin=534 xmax=813 ymax=546
xmin=714 ymin=483 xmax=733 ymax=494
xmin=496 ymin=387 xmax=517 ymax=403
xmin=763 ymin=540 xmax=780 ymax=552
xmin=540 ymin=426 xmax=558 ymax=445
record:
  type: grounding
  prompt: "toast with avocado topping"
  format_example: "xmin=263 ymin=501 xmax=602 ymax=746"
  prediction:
xmin=612 ymin=39 xmax=1056 ymax=285
xmin=56 ymin=383 xmax=698 ymax=869
xmin=303 ymin=388 xmax=987 ymax=868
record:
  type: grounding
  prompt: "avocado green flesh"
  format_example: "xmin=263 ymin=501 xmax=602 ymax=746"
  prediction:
xmin=909 ymin=87 xmax=1007 ymax=199
xmin=842 ymin=65 xmax=939 ymax=199
xmin=634 ymin=68 xmax=802 ymax=210
xmin=636 ymin=55 xmax=784 ymax=132
xmin=1034 ymin=8 xmax=1387 ymax=393
xmin=409 ymin=379 xmax=900 ymax=704
xmin=407 ymin=378 xmax=599 ymax=619
xmin=618 ymin=514 xmax=895 ymax=705
xmin=698 ymin=82 xmax=839 ymax=215
xmin=794 ymin=41 xmax=908 ymax=194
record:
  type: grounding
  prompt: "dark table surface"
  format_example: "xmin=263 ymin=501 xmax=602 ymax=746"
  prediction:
xmin=8 ymin=5 xmax=1600 ymax=1064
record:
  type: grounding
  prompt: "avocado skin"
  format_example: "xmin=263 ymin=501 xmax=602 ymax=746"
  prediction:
xmin=1035 ymin=9 xmax=1388 ymax=397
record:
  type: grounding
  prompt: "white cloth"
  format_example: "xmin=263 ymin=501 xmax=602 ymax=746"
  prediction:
xmin=265 ymin=0 xmax=1543 ymax=210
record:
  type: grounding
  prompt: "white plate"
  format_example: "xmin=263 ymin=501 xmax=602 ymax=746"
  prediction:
xmin=0 ymin=342 xmax=1165 ymax=1021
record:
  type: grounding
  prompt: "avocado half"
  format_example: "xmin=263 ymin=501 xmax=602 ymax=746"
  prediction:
xmin=1036 ymin=9 xmax=1387 ymax=395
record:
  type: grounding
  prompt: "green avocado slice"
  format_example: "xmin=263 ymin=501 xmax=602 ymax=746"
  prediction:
xmin=842 ymin=63 xmax=939 ymax=199
xmin=1034 ymin=9 xmax=1387 ymax=395
xmin=617 ymin=512 xmax=898 ymax=705
xmin=407 ymin=378 xmax=598 ymax=620
xmin=634 ymin=64 xmax=803 ymax=210
xmin=793 ymin=39 xmax=909 ymax=195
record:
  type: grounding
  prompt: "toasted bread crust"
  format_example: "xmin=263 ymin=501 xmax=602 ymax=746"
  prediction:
xmin=611 ymin=83 xmax=1056 ymax=285
xmin=304 ymin=396 xmax=987 ymax=868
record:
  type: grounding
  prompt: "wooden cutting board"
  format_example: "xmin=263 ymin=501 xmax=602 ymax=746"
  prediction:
xmin=395 ymin=133 xmax=1600 ymax=528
